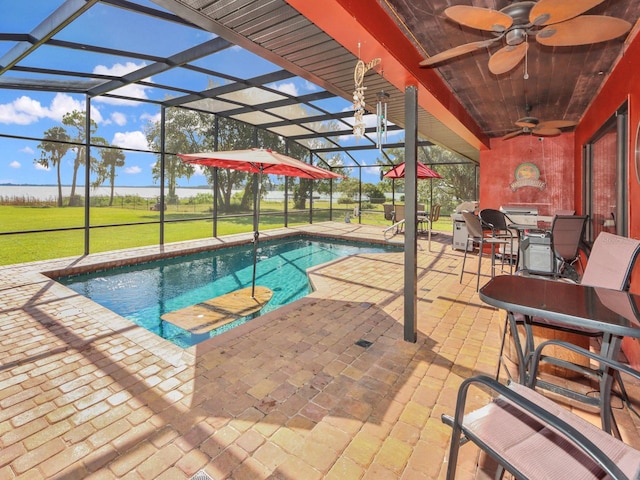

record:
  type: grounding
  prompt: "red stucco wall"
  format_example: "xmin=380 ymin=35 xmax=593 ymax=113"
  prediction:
xmin=574 ymin=33 xmax=640 ymax=259
xmin=479 ymin=133 xmax=575 ymax=216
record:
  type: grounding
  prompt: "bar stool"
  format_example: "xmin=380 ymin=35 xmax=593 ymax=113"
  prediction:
xmin=459 ymin=212 xmax=509 ymax=291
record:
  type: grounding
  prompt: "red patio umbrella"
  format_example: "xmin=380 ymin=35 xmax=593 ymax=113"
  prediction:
xmin=178 ymin=148 xmax=342 ymax=297
xmin=383 ymin=161 xmax=443 ymax=250
xmin=383 ymin=161 xmax=442 ymax=208
xmin=383 ymin=160 xmax=443 ymax=179
xmin=179 ymin=148 xmax=343 ymax=179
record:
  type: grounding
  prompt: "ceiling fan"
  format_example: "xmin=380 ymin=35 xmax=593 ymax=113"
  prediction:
xmin=502 ymin=109 xmax=577 ymax=139
xmin=419 ymin=0 xmax=632 ymax=75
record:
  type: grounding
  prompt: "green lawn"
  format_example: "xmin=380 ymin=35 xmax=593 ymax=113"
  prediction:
xmin=0 ymin=204 xmax=452 ymax=265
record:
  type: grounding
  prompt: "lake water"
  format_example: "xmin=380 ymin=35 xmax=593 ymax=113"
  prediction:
xmin=0 ymin=185 xmax=331 ymax=202
xmin=1 ymin=185 xmax=215 ymax=201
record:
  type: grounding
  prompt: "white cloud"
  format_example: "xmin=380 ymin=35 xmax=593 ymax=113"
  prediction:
xmin=49 ymin=94 xmax=84 ymax=121
xmin=0 ymin=96 xmax=50 ymax=125
xmin=10 ymin=161 xmax=20 ymax=169
xmin=141 ymin=112 xmax=161 ymax=124
xmin=90 ymin=106 xmax=104 ymax=124
xmin=192 ymin=165 xmax=207 ymax=176
xmin=92 ymin=62 xmax=151 ymax=106
xmin=34 ymin=162 xmax=49 ymax=171
xmin=111 ymin=112 xmax=127 ymax=126
xmin=124 ymin=166 xmax=141 ymax=174
xmin=0 ymin=93 xmax=103 ymax=125
xmin=363 ymin=166 xmax=380 ymax=176
xmin=112 ymin=131 xmax=148 ymax=150
xmin=20 ymin=146 xmax=34 ymax=154
xmin=303 ymin=80 xmax=319 ymax=92
xmin=271 ymin=82 xmax=298 ymax=96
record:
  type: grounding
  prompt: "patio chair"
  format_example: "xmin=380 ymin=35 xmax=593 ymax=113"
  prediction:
xmin=394 ymin=204 xmax=425 ymax=233
xmin=443 ymin=340 xmax=640 ymax=480
xmin=549 ymin=214 xmax=588 ymax=279
xmin=417 ymin=204 xmax=441 ymax=233
xmin=459 ymin=212 xmax=509 ymax=291
xmin=383 ymin=204 xmax=395 ymax=222
xmin=428 ymin=204 xmax=441 ymax=230
xmin=393 ymin=204 xmax=405 ymax=232
xmin=480 ymin=208 xmax=517 ymax=274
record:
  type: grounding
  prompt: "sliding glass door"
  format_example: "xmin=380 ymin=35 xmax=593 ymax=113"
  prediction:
xmin=582 ymin=105 xmax=628 ymax=242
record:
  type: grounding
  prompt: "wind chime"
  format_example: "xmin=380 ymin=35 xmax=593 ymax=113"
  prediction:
xmin=376 ymin=89 xmax=389 ymax=149
xmin=352 ymin=45 xmax=380 ymax=143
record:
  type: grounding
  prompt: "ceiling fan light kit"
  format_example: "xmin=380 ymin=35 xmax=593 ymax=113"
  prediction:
xmin=503 ymin=109 xmax=577 ymax=140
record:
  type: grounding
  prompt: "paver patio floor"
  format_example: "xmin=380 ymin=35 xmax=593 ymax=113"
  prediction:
xmin=1 ymin=222 xmax=639 ymax=479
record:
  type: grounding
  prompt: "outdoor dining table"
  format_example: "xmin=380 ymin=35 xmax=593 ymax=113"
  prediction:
xmin=479 ymin=274 xmax=640 ymax=434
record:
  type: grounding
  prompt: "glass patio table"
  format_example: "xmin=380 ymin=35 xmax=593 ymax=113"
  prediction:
xmin=479 ymin=274 xmax=640 ymax=434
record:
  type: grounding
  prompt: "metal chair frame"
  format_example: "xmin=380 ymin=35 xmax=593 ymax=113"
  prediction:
xmin=549 ymin=214 xmax=588 ymax=278
xmin=479 ymin=208 xmax=517 ymax=274
xmin=444 ymin=340 xmax=640 ymax=480
xmin=459 ymin=212 xmax=509 ymax=291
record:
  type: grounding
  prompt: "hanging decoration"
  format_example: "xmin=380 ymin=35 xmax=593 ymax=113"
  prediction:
xmin=352 ymin=45 xmax=380 ymax=141
xmin=376 ymin=90 xmax=389 ymax=149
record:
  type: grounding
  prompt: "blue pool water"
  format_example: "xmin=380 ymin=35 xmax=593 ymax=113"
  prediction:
xmin=59 ymin=237 xmax=398 ymax=348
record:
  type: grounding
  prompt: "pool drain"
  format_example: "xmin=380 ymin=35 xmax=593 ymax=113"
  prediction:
xmin=191 ymin=471 xmax=213 ymax=480
xmin=355 ymin=339 xmax=373 ymax=348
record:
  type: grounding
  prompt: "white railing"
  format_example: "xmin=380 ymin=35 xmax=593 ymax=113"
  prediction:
xmin=383 ymin=220 xmax=405 ymax=242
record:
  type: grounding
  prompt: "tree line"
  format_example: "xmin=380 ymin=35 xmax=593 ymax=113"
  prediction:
xmin=34 ymin=108 xmax=344 ymax=211
xmin=34 ymin=107 xmax=476 ymax=213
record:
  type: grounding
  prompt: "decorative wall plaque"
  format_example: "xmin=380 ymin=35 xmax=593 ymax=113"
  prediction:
xmin=510 ymin=162 xmax=546 ymax=191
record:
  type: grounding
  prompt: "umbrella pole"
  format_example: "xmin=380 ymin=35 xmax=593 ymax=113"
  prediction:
xmin=391 ymin=179 xmax=396 ymax=225
xmin=428 ymin=177 xmax=433 ymax=252
xmin=251 ymin=169 xmax=263 ymax=298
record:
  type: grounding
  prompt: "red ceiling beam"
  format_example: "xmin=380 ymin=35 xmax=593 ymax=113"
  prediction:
xmin=284 ymin=0 xmax=490 ymax=151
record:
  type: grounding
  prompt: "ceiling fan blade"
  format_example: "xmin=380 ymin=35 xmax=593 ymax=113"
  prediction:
xmin=488 ymin=43 xmax=528 ymax=75
xmin=445 ymin=5 xmax=513 ymax=32
xmin=502 ymin=130 xmax=525 ymax=140
xmin=537 ymin=120 xmax=577 ymax=129
xmin=537 ymin=16 xmax=632 ymax=46
xmin=533 ymin=127 xmax=562 ymax=136
xmin=515 ymin=116 xmax=539 ymax=128
xmin=419 ymin=39 xmax=496 ymax=66
xmin=529 ymin=0 xmax=605 ymax=26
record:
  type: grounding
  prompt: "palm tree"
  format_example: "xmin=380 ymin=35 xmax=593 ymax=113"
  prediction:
xmin=35 ymin=127 xmax=71 ymax=207
xmin=94 ymin=146 xmax=126 ymax=206
xmin=62 ymin=110 xmax=105 ymax=206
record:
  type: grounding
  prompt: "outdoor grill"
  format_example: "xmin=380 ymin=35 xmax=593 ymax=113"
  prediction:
xmin=500 ymin=205 xmax=555 ymax=273
xmin=452 ymin=201 xmax=478 ymax=251
xmin=499 ymin=205 xmax=539 ymax=225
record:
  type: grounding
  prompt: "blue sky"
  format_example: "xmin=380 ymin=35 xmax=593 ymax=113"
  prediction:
xmin=0 ymin=0 xmax=396 ymax=188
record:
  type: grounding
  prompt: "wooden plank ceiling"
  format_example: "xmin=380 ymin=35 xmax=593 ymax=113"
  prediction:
xmin=382 ymin=0 xmax=640 ymax=138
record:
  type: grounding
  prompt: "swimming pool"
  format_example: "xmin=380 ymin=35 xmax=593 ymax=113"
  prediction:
xmin=59 ymin=236 xmax=398 ymax=348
